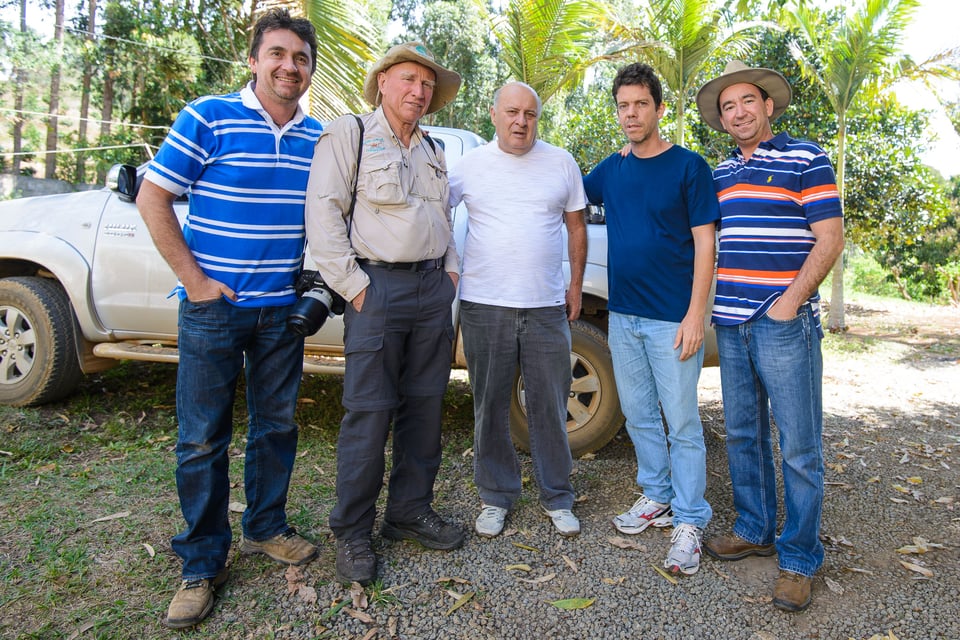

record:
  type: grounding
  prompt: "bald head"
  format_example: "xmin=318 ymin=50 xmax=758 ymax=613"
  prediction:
xmin=491 ymin=82 xmax=541 ymax=156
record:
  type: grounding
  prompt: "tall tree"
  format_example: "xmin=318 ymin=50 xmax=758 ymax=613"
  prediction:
xmin=75 ymin=0 xmax=96 ymax=183
xmin=11 ymin=0 xmax=26 ymax=175
xmin=482 ymin=0 xmax=609 ymax=104
xmin=785 ymin=0 xmax=919 ymax=331
xmin=43 ymin=0 xmax=64 ymax=179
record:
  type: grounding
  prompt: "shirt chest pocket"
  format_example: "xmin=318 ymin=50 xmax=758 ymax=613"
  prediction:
xmin=360 ymin=161 xmax=404 ymax=206
xmin=412 ymin=160 xmax=447 ymax=202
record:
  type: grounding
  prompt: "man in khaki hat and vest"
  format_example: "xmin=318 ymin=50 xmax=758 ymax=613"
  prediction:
xmin=695 ymin=61 xmax=844 ymax=612
xmin=305 ymin=42 xmax=463 ymax=586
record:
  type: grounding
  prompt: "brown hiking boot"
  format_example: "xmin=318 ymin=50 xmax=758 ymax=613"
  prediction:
xmin=773 ymin=570 xmax=813 ymax=612
xmin=241 ymin=528 xmax=318 ymax=566
xmin=704 ymin=532 xmax=776 ymax=560
xmin=163 ymin=569 xmax=229 ymax=629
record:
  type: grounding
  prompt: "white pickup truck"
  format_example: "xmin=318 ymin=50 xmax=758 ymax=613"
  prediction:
xmin=0 ymin=126 xmax=716 ymax=456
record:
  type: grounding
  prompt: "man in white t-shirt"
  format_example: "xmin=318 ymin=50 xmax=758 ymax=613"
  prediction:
xmin=449 ymin=82 xmax=588 ymax=538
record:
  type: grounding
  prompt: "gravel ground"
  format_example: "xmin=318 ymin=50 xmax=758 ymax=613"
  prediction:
xmin=207 ymin=297 xmax=960 ymax=640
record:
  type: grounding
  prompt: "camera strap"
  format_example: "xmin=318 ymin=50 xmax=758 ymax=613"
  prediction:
xmin=344 ymin=114 xmax=365 ymax=239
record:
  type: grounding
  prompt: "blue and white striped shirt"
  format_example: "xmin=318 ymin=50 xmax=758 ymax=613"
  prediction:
xmin=145 ymin=83 xmax=322 ymax=307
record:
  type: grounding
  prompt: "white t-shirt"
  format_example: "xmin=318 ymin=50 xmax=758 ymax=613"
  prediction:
xmin=449 ymin=139 xmax=587 ymax=308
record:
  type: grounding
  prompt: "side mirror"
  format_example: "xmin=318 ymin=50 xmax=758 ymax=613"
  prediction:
xmin=108 ymin=164 xmax=139 ymax=202
xmin=586 ymin=203 xmax=605 ymax=224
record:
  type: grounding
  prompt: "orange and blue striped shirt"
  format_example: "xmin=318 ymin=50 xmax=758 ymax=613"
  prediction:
xmin=711 ymin=132 xmax=842 ymax=327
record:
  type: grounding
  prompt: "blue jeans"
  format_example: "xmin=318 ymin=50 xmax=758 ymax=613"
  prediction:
xmin=460 ymin=301 xmax=574 ymax=511
xmin=608 ymin=311 xmax=711 ymax=528
xmin=173 ymin=297 xmax=304 ymax=581
xmin=715 ymin=304 xmax=825 ymax=577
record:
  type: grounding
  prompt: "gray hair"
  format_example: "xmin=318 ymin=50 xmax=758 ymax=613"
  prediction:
xmin=492 ymin=82 xmax=542 ymax=116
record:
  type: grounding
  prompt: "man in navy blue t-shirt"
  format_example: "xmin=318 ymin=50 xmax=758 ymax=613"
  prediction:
xmin=583 ymin=63 xmax=719 ymax=577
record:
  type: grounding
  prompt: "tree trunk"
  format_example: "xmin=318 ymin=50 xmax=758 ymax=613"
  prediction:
xmin=826 ymin=113 xmax=847 ymax=332
xmin=44 ymin=0 xmax=66 ymax=180
xmin=76 ymin=0 xmax=98 ymax=184
xmin=11 ymin=0 xmax=27 ymax=176
xmin=97 ymin=72 xmax=115 ymax=184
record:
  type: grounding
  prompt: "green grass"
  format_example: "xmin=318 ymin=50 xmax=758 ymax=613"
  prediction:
xmin=0 ymin=360 xmax=477 ymax=639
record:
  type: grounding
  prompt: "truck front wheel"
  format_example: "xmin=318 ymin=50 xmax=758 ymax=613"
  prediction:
xmin=0 ymin=277 xmax=83 ymax=406
xmin=509 ymin=319 xmax=624 ymax=458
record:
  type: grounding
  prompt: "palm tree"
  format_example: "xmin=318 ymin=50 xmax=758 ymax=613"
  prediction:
xmin=786 ymin=0 xmax=920 ymax=331
xmin=604 ymin=0 xmax=768 ymax=146
xmin=481 ymin=0 xmax=611 ymax=104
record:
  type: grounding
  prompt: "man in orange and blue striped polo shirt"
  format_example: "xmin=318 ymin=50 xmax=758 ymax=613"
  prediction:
xmin=694 ymin=61 xmax=844 ymax=613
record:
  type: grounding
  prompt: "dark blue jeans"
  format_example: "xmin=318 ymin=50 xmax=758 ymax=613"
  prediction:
xmin=328 ymin=266 xmax=455 ymax=541
xmin=460 ymin=301 xmax=575 ymax=512
xmin=716 ymin=304 xmax=825 ymax=577
xmin=172 ymin=297 xmax=303 ymax=581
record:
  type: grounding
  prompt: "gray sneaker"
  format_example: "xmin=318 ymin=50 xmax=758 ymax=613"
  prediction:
xmin=664 ymin=523 xmax=703 ymax=575
xmin=475 ymin=505 xmax=508 ymax=538
xmin=541 ymin=505 xmax=580 ymax=537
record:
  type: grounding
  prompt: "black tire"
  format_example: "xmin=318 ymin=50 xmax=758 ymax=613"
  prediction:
xmin=0 ymin=277 xmax=83 ymax=406
xmin=509 ymin=319 xmax=624 ymax=458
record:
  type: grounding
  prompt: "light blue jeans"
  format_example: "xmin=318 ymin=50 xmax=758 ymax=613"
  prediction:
xmin=715 ymin=304 xmax=825 ymax=577
xmin=608 ymin=311 xmax=712 ymax=529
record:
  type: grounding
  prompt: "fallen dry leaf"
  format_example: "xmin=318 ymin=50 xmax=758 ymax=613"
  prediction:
xmin=505 ymin=564 xmax=531 ymax=572
xmin=297 ymin=585 xmax=318 ymax=605
xmin=142 ymin=543 xmax=155 ymax=558
xmin=436 ymin=575 xmax=471 ymax=584
xmin=228 ymin=501 xmax=246 ymax=513
xmin=898 ymin=560 xmax=933 ymax=577
xmin=511 ymin=542 xmax=540 ymax=552
xmin=608 ymin=536 xmax=646 ymax=551
xmin=602 ymin=576 xmax=626 ymax=585
xmin=548 ymin=597 xmax=594 ymax=610
xmin=91 ymin=511 xmax=130 ymax=523
xmin=516 ymin=572 xmax=556 ymax=585
xmin=824 ymin=576 xmax=844 ymax=594
xmin=445 ymin=591 xmax=475 ymax=615
xmin=359 ymin=628 xmax=378 ymax=640
xmin=652 ymin=565 xmax=678 ymax=585
xmin=896 ymin=537 xmax=946 ymax=554
xmin=344 ymin=607 xmax=375 ymax=624
xmin=350 ymin=582 xmax=368 ymax=609
xmin=562 ymin=554 xmax=578 ymax=573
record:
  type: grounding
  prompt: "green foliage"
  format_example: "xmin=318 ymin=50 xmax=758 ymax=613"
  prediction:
xmin=554 ymin=76 xmax=623 ymax=173
xmin=846 ymin=251 xmax=899 ymax=298
xmin=394 ymin=0 xmax=500 ymax=137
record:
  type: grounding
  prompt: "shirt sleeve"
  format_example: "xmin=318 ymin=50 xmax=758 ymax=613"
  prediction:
xmin=304 ymin=115 xmax=370 ymax=301
xmin=686 ymin=153 xmax=722 ymax=228
xmin=144 ymin=102 xmax=213 ymax=195
xmin=801 ymin=145 xmax=843 ymax=225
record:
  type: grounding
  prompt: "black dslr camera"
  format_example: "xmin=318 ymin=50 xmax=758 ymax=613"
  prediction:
xmin=287 ymin=270 xmax=347 ymax=336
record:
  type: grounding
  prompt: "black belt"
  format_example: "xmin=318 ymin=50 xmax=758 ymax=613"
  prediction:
xmin=357 ymin=257 xmax=444 ymax=272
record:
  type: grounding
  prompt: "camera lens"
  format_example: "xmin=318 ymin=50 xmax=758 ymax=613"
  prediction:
xmin=287 ymin=288 xmax=333 ymax=336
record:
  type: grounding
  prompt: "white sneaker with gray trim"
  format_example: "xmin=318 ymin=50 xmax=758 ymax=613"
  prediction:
xmin=541 ymin=505 xmax=580 ymax=537
xmin=475 ymin=505 xmax=508 ymax=538
xmin=664 ymin=523 xmax=703 ymax=575
xmin=612 ymin=494 xmax=673 ymax=534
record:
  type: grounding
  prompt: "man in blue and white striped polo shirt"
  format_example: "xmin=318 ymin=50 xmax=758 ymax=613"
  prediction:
xmin=137 ymin=9 xmax=322 ymax=629
xmin=695 ymin=61 xmax=844 ymax=613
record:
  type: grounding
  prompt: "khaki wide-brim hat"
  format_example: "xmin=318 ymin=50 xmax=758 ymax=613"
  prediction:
xmin=363 ymin=42 xmax=462 ymax=115
xmin=696 ymin=60 xmax=792 ymax=132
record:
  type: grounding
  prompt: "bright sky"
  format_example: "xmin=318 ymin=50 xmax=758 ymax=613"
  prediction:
xmin=896 ymin=0 xmax=960 ymax=176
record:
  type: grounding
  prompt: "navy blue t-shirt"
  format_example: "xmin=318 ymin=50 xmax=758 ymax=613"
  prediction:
xmin=583 ymin=145 xmax=720 ymax=322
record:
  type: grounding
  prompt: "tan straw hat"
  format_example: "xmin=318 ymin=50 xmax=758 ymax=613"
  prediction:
xmin=363 ymin=42 xmax=462 ymax=115
xmin=696 ymin=60 xmax=792 ymax=132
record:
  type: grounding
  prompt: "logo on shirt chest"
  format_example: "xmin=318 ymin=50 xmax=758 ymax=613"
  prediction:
xmin=364 ymin=137 xmax=386 ymax=154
